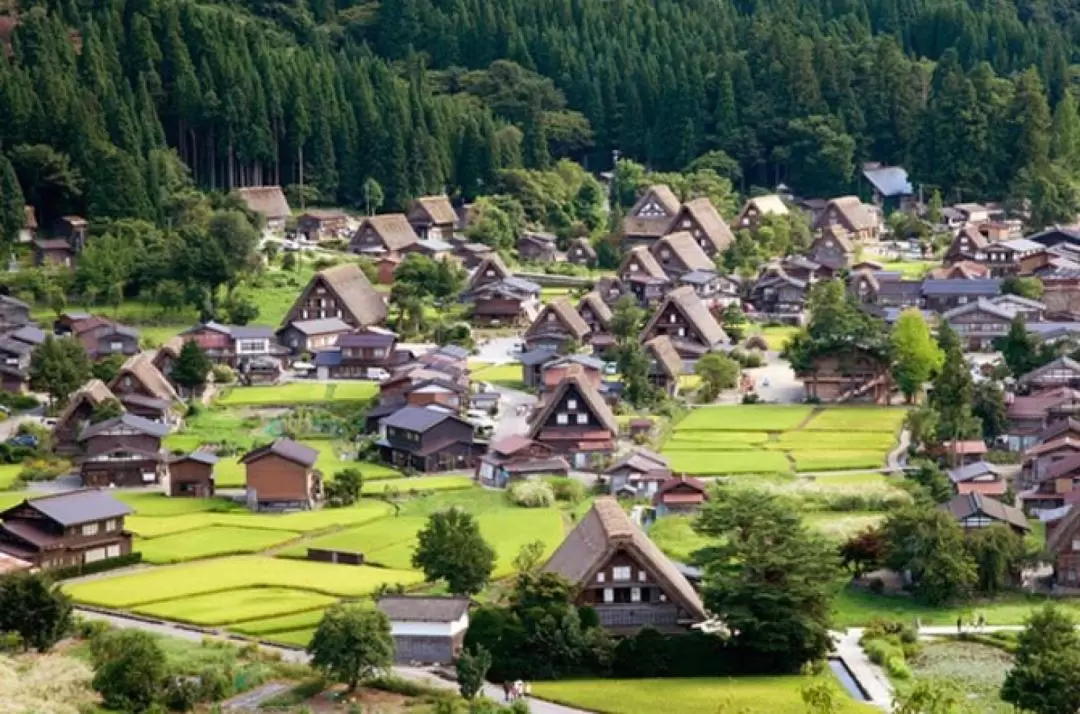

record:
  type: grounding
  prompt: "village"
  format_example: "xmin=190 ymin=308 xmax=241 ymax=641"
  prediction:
xmin=4 ymin=169 xmax=1080 ymax=713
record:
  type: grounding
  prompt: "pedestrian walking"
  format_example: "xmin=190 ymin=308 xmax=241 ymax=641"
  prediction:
xmin=956 ymin=615 xmax=963 ymax=634
xmin=514 ymin=680 xmax=524 ymax=701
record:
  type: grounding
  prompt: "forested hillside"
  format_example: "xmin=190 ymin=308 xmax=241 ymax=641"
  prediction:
xmin=1 ymin=0 xmax=1079 ymax=228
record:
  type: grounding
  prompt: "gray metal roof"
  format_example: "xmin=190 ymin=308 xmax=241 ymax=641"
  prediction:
xmin=241 ymin=438 xmax=319 ymax=467
xmin=416 ymin=238 xmax=455 ymax=253
xmin=9 ymin=489 xmax=133 ymax=526
xmin=679 ymin=269 xmax=719 ymax=285
xmin=10 ymin=325 xmax=45 ymax=345
xmin=171 ymin=451 xmax=219 ymax=465
xmin=229 ymin=325 xmax=276 ymax=340
xmin=376 ymin=596 xmax=470 ymax=622
xmin=78 ymin=413 xmax=170 ymax=441
xmin=433 ymin=344 xmax=470 ymax=360
xmin=862 ymin=166 xmax=912 ymax=197
xmin=381 ymin=405 xmax=457 ymax=432
xmin=287 ymin=318 xmax=352 ymax=336
xmin=921 ymin=279 xmax=1001 ymax=296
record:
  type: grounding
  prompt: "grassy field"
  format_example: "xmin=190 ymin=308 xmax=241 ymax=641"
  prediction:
xmin=831 ymin=587 xmax=1080 ymax=627
xmin=137 ymin=526 xmax=301 ymax=564
xmin=362 ymin=476 xmax=474 ymax=493
xmin=134 ymin=587 xmax=336 ymax=626
xmin=790 ymin=450 xmax=891 ymax=472
xmin=471 ymin=363 xmax=527 ymax=391
xmin=801 ymin=512 xmax=886 ymax=541
xmin=217 ymin=382 xmax=377 ymax=406
xmin=663 ymin=431 xmax=769 ymax=449
xmin=802 ymin=408 xmax=908 ymax=433
xmin=878 ymin=259 xmax=935 ymax=279
xmin=532 ymin=676 xmax=876 ymax=714
xmin=0 ymin=464 xmax=22 ymax=490
xmin=127 ymin=500 xmax=393 ymax=538
xmin=676 ymin=406 xmax=813 ymax=432
xmin=663 ymin=450 xmax=791 ymax=475
xmin=770 ymin=431 xmax=896 ymax=451
xmin=113 ymin=493 xmax=241 ymax=516
xmin=264 ymin=627 xmax=316 ymax=647
xmin=759 ymin=325 xmax=800 ymax=351
xmin=229 ymin=608 xmax=332 ymax=635
xmin=65 ymin=555 xmax=424 ymax=606
xmin=211 ymin=444 xmax=401 ymax=489
xmin=648 ymin=516 xmax=713 ymax=563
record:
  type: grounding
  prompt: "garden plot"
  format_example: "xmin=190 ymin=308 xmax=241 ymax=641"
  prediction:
xmin=137 ymin=526 xmax=301 ymax=564
xmin=663 ymin=450 xmax=791 ymax=476
xmin=901 ymin=640 xmax=1013 ymax=713
xmin=676 ymin=406 xmax=813 ymax=431
xmin=133 ymin=587 xmax=337 ymax=626
xmin=802 ymin=407 xmax=908 ymax=433
xmin=126 ymin=499 xmax=393 ymax=538
xmin=217 ymin=382 xmax=377 ymax=406
xmin=65 ymin=555 xmax=423 ymax=607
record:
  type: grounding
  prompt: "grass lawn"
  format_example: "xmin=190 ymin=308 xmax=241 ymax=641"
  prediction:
xmin=126 ymin=500 xmax=393 ymax=538
xmin=759 ymin=325 xmax=800 ymax=351
xmin=264 ymin=627 xmax=316 ymax=647
xmin=0 ymin=492 xmax=26 ymax=511
xmin=137 ymin=525 xmax=301 ymax=564
xmin=790 ymin=450 xmax=888 ymax=472
xmin=770 ymin=431 xmax=896 ymax=451
xmin=362 ymin=476 xmax=474 ymax=493
xmin=326 ymin=381 xmax=379 ymax=401
xmin=878 ymin=259 xmax=935 ymax=279
xmin=676 ymin=406 xmax=813 ymax=432
xmin=0 ymin=464 xmax=22 ymax=490
xmin=164 ymin=409 xmax=262 ymax=454
xmin=532 ymin=676 xmax=876 ymax=714
xmin=229 ymin=608 xmax=332 ymax=636
xmin=212 ymin=446 xmax=401 ymax=488
xmin=662 ymin=450 xmax=791 ymax=475
xmin=217 ymin=383 xmax=334 ymax=406
xmin=678 ymin=374 xmax=701 ymax=392
xmin=113 ymin=493 xmax=241 ymax=517
xmin=471 ymin=363 xmax=527 ymax=391
xmin=65 ymin=555 xmax=424 ymax=606
xmin=802 ymin=512 xmax=886 ymax=541
xmin=648 ymin=516 xmax=712 ymax=563
xmin=802 ymin=408 xmax=908 ymax=433
xmin=831 ymin=586 xmax=1080 ymax=627
xmin=134 ymin=587 xmax=337 ymax=626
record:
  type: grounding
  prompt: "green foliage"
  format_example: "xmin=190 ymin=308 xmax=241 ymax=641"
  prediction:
xmin=1002 ymin=276 xmax=1044 ymax=300
xmin=90 ymin=353 xmax=126 ymax=384
xmin=891 ymin=309 xmax=943 ymax=402
xmin=972 ymin=382 xmax=1008 ymax=441
xmin=89 ymin=398 xmax=125 ymax=424
xmin=29 ymin=336 xmax=91 ymax=408
xmin=457 ymin=645 xmax=493 ymax=700
xmin=882 ymin=507 xmax=977 ymax=604
xmin=412 ymin=508 xmax=497 ymax=595
xmin=1001 ymin=605 xmax=1080 ymax=714
xmin=783 ymin=280 xmax=888 ymax=374
xmin=694 ymin=352 xmax=740 ymax=402
xmin=326 ymin=468 xmax=364 ymax=508
xmin=0 ymin=155 xmax=24 ymax=251
xmin=893 ymin=678 xmax=966 ymax=714
xmin=172 ymin=340 xmax=212 ymax=393
xmin=91 ymin=630 xmax=167 ymax=712
xmin=308 ymin=604 xmax=395 ymax=691
xmin=930 ymin=324 xmax=980 ymax=441
xmin=966 ymin=523 xmax=1026 ymax=595
xmin=0 ymin=571 xmax=73 ymax=652
xmin=508 ymin=480 xmax=555 ymax=508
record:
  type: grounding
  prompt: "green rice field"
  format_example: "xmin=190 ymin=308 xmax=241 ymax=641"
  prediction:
xmin=137 ymin=526 xmax=301 ymax=564
xmin=676 ymin=406 xmax=814 ymax=431
xmin=216 ymin=382 xmax=378 ymax=406
xmin=0 ymin=464 xmax=22 ymax=490
xmin=126 ymin=500 xmax=393 ymax=538
xmin=134 ymin=587 xmax=337 ymax=626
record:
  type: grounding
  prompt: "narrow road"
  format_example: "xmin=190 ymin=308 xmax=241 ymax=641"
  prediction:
xmin=74 ymin=608 xmax=589 ymax=714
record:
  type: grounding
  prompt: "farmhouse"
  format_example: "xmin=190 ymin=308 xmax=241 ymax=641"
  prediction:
xmin=640 ymin=286 xmax=727 ymax=360
xmin=921 ymin=279 xmax=1002 ymax=313
xmin=528 ymin=371 xmax=617 ymax=466
xmin=282 ymin=263 xmax=388 ymax=331
xmin=797 ymin=346 xmax=892 ymax=404
xmin=941 ymin=300 xmax=1013 ymax=352
xmin=669 ymin=197 xmax=735 ymax=258
xmin=296 ymin=209 xmax=349 ymax=241
xmin=377 ymin=406 xmax=484 ymax=472
xmin=241 ymin=438 xmax=323 ymax=511
xmin=649 ymin=231 xmax=716 ymax=280
xmin=622 ymin=184 xmax=682 ymax=245
xmin=523 ymin=298 xmax=591 ymax=354
xmin=517 ymin=231 xmax=559 ymax=262
xmin=0 ymin=337 xmax=31 ymax=393
xmin=475 ymin=435 xmax=569 ymax=488
xmin=733 ymin=194 xmax=788 ymax=231
xmin=77 ymin=413 xmax=169 ymax=487
xmin=806 ymin=228 xmax=853 ymax=273
xmin=166 ymin=451 xmax=218 ymax=498
xmin=0 ymin=490 xmax=133 ymax=570
xmin=407 ymin=195 xmax=457 ymax=240
xmin=619 ymin=246 xmax=671 ymax=307
xmin=315 ymin=326 xmax=402 ymax=379
xmin=108 ymin=353 xmax=179 ymax=421
xmin=941 ymin=493 xmax=1030 ymax=535
xmin=152 ymin=336 xmax=184 ymax=384
xmin=376 ymin=596 xmax=471 ymax=665
xmin=463 ymin=277 xmax=541 ymax=326
xmin=33 ymin=238 xmax=75 ymax=267
xmin=567 ymin=237 xmax=597 ymax=267
xmin=944 ymin=226 xmax=988 ymax=264
xmin=1020 ymin=451 xmax=1080 ymax=513
xmin=541 ymin=497 xmax=707 ymax=633
xmin=1006 ymin=387 xmax=1080 ymax=451
xmin=812 ymin=196 xmax=879 ymax=242
xmin=276 ymin=317 xmax=352 ymax=355
xmin=750 ymin=267 xmax=808 ymax=315
xmin=52 ymin=379 xmax=118 ymax=455
xmin=577 ymin=291 xmax=614 ymax=353
xmin=1017 ymin=357 xmax=1080 ymax=393
xmin=947 ymin=461 xmax=1007 ymax=497
xmin=1045 ymin=505 xmax=1080 ymax=588
xmin=349 ymin=214 xmax=420 ymax=255
xmin=654 ymin=476 xmax=709 ymax=516
xmin=0 ymin=295 xmax=30 ymax=333
xmin=643 ymin=335 xmax=683 ymax=396
xmin=604 ymin=449 xmax=672 ymax=498
xmin=234 ymin=186 xmax=290 ymax=232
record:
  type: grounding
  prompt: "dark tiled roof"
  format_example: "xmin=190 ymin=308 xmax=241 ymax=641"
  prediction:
xmin=941 ymin=493 xmax=1029 ymax=531
xmin=286 ymin=318 xmax=352 ymax=336
xmin=240 ymin=438 xmax=319 ymax=468
xmin=79 ymin=413 xmax=169 ymax=441
xmin=3 ymin=489 xmax=133 ymax=527
xmin=311 ymin=264 xmax=388 ymax=328
xmin=921 ymin=279 xmax=1002 ymax=296
xmin=376 ymin=595 xmax=470 ymax=622
xmin=171 ymin=451 xmax=219 ymax=465
xmin=381 ymin=405 xmax=457 ymax=432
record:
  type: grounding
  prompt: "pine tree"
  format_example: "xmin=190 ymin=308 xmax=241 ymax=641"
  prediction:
xmin=0 ymin=155 xmax=25 ymax=251
xmin=522 ymin=99 xmax=549 ymax=169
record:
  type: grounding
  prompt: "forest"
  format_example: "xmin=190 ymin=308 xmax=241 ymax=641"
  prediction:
xmin=1 ymin=0 xmax=1080 ymax=235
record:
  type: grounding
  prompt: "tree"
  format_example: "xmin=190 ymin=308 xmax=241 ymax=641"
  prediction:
xmin=1002 ymin=276 xmax=1044 ymax=300
xmin=926 ymin=189 xmax=944 ymax=224
xmin=89 ymin=398 xmax=125 ymax=424
xmin=412 ymin=508 xmax=496 ymax=595
xmin=893 ymin=679 xmax=965 ymax=714
xmin=0 ymin=571 xmax=73 ymax=651
xmin=966 ymin=523 xmax=1025 ymax=594
xmin=694 ymin=352 xmax=740 ymax=401
xmin=309 ymin=604 xmax=395 ymax=691
xmin=90 ymin=353 xmax=126 ymax=384
xmin=930 ymin=324 xmax=979 ymax=442
xmin=1001 ymin=605 xmax=1080 ymax=714
xmin=972 ymin=382 xmax=1008 ymax=441
xmin=610 ymin=296 xmax=645 ymax=347
xmin=171 ymin=340 xmax=212 ymax=394
xmin=839 ymin=527 xmax=887 ymax=577
xmin=456 ymin=645 xmax=493 ymax=700
xmin=997 ymin=315 xmax=1043 ymax=377
xmin=881 ymin=507 xmax=977 ymax=604
xmin=0 ymin=155 xmax=25 ymax=250
xmin=326 ymin=468 xmax=364 ymax=507
xmin=720 ymin=304 xmax=747 ymax=342
xmin=29 ymin=336 xmax=92 ymax=407
xmin=891 ymin=309 xmax=943 ymax=403
xmin=905 ymin=461 xmax=954 ymax=505
xmin=91 ymin=630 xmax=167 ymax=712
xmin=221 ymin=291 xmax=260 ymax=325
xmin=801 ymin=669 xmax=841 ymax=714
xmin=695 ymin=487 xmax=840 ymax=671
xmin=362 ymin=177 xmax=385 ymax=216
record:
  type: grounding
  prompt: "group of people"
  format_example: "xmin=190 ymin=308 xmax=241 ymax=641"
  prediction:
xmin=502 ymin=680 xmax=531 ymax=701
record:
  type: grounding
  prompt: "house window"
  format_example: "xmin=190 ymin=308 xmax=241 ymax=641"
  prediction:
xmin=958 ymin=296 xmax=968 ymax=305
xmin=237 ymin=340 xmax=266 ymax=354
xmin=613 ymin=566 xmax=631 ymax=581
xmin=556 ymin=413 xmax=568 ymax=425
xmin=660 ymin=249 xmax=670 ymax=259
xmin=109 ymin=341 xmax=122 ymax=351
xmin=104 ymin=519 xmax=117 ymax=532
xmin=669 ymin=314 xmax=677 ymax=323
xmin=547 ymin=313 xmax=555 ymax=322
xmin=567 ymin=399 xmax=577 ymax=410
xmin=631 ymin=587 xmax=641 ymax=603
xmin=576 ymin=413 xmax=588 ymax=425
xmin=106 ymin=545 xmax=121 ymax=558
xmin=629 ymin=263 xmax=639 ymax=272
xmin=83 ymin=548 xmax=107 ymax=564
xmin=603 ymin=588 xmax=614 ymax=603
xmin=677 ymin=327 xmax=685 ymax=337
xmin=81 ymin=523 xmax=99 ymax=536
xmin=597 ymin=572 xmax=606 ymax=583
xmin=681 ymin=219 xmax=691 ymax=228
xmin=638 ymin=570 xmax=647 ymax=582
xmin=658 ymin=593 xmax=667 ymax=602
xmin=1072 ymin=538 xmax=1080 ymax=551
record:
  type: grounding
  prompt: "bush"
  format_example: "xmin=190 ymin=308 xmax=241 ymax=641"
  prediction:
xmin=742 ymin=350 xmax=765 ymax=368
xmin=52 ymin=552 xmax=142 ymax=579
xmin=0 ymin=392 xmax=38 ymax=411
xmin=545 ymin=477 xmax=585 ymax=503
xmin=508 ymin=481 xmax=555 ymax=508
xmin=17 ymin=458 xmax=70 ymax=482
xmin=365 ymin=675 xmax=445 ymax=698
xmin=212 ymin=364 xmax=236 ymax=384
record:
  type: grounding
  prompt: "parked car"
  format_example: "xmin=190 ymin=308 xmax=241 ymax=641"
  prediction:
xmin=7 ymin=434 xmax=37 ymax=448
xmin=282 ymin=239 xmax=300 ymax=252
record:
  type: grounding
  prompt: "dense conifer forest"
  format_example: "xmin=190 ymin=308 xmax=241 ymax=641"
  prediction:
xmin=1 ymin=0 xmax=1080 ymax=229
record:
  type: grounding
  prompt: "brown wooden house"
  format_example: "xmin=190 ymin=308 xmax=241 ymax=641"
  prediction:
xmin=528 ymin=371 xmax=617 ymax=468
xmin=812 ymin=196 xmax=879 ymax=242
xmin=296 ymin=210 xmax=349 ymax=241
xmin=281 ymin=263 xmax=388 ymax=331
xmin=0 ymin=490 xmax=133 ymax=570
xmin=33 ymin=238 xmax=75 ymax=268
xmin=108 ymin=352 xmax=179 ymax=421
xmin=0 ymin=295 xmax=31 ymax=332
xmin=52 ymin=379 xmax=118 ymax=455
xmin=643 ymin=335 xmax=683 ymax=396
xmin=941 ymin=493 xmax=1030 ymax=535
xmin=797 ymin=346 xmax=892 ymax=404
xmin=277 ymin=317 xmax=352 ymax=354
xmin=649 ymin=231 xmax=716 ymax=280
xmin=464 ymin=255 xmax=512 ymax=292
xmin=152 ymin=336 xmax=185 ymax=385
xmin=166 ymin=452 xmax=218 ymax=498
xmin=77 ymin=413 xmax=169 ymax=487
xmin=517 ymin=232 xmax=559 ymax=263
xmin=1017 ymin=357 xmax=1080 ymax=393
xmin=942 ymin=300 xmax=1014 ymax=352
xmin=241 ymin=438 xmax=323 ymax=511
xmin=407 ymin=195 xmax=457 ymax=240
xmin=475 ymin=435 xmax=569 ymax=488
xmin=349 ymin=213 xmax=420 ymax=256
xmin=0 ymin=337 xmax=32 ymax=393
xmin=541 ymin=497 xmax=707 ymax=633
xmin=669 ymin=197 xmax=735 ymax=258
xmin=566 ymin=237 xmax=597 ymax=267
xmin=315 ymin=326 xmax=400 ymax=379
xmin=577 ymin=291 xmax=614 ymax=354
xmin=622 ymin=184 xmax=681 ymax=245
xmin=806 ymin=227 xmax=854 ymax=273
xmin=377 ymin=406 xmax=484 ymax=472
xmin=944 ymin=226 xmax=989 ymax=265
xmin=234 ymin=186 xmax=290 ymax=232
xmin=523 ymin=298 xmax=591 ymax=354
xmin=1007 ymin=387 xmax=1080 ymax=452
xmin=604 ymin=449 xmax=672 ymax=498
xmin=733 ymin=194 xmax=789 ymax=231
xmin=1046 ymin=505 xmax=1080 ymax=588
xmin=640 ymin=286 xmax=728 ymax=360
xmin=654 ymin=476 xmax=709 ymax=516
xmin=618 ymin=246 xmax=671 ymax=307
xmin=462 ymin=277 xmax=540 ymax=327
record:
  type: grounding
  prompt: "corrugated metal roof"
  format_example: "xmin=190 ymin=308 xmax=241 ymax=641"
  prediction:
xmin=862 ymin=166 xmax=913 ymax=197
xmin=8 ymin=489 xmax=133 ymax=527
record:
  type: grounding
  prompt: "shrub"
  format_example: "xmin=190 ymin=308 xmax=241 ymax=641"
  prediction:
xmin=17 ymin=458 xmax=70 ymax=482
xmin=742 ymin=350 xmax=765 ymax=368
xmin=508 ymin=481 xmax=555 ymax=508
xmin=868 ymin=577 xmax=885 ymax=594
xmin=0 ymin=392 xmax=38 ymax=411
xmin=52 ymin=552 xmax=142 ymax=579
xmin=212 ymin=364 xmax=236 ymax=384
xmin=545 ymin=477 xmax=585 ymax=503
xmin=365 ymin=675 xmax=445 ymax=698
